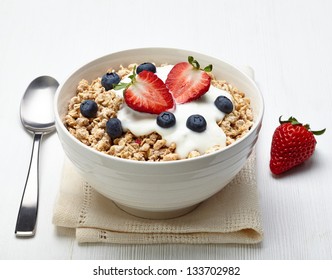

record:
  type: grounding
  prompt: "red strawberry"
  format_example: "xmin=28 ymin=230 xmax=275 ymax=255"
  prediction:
xmin=116 ymin=69 xmax=174 ymax=114
xmin=165 ymin=56 xmax=212 ymax=104
xmin=270 ymin=116 xmax=325 ymax=175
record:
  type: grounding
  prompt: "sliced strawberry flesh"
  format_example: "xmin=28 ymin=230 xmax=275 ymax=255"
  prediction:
xmin=124 ymin=70 xmax=174 ymax=114
xmin=166 ymin=62 xmax=211 ymax=104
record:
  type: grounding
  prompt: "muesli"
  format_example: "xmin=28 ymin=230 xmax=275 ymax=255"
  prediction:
xmin=64 ymin=56 xmax=253 ymax=161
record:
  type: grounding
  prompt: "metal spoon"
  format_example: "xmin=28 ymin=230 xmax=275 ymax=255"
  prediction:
xmin=15 ymin=76 xmax=59 ymax=237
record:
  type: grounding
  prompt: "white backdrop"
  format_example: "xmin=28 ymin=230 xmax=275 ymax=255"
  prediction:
xmin=0 ymin=0 xmax=331 ymax=259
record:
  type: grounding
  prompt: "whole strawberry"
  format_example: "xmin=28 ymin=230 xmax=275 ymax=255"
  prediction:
xmin=270 ymin=116 xmax=325 ymax=175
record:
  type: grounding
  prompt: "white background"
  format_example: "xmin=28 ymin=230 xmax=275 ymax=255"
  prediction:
xmin=0 ymin=0 xmax=331 ymax=260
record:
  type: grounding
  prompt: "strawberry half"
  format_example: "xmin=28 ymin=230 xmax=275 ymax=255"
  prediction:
xmin=166 ymin=56 xmax=212 ymax=104
xmin=269 ymin=116 xmax=325 ymax=175
xmin=115 ymin=69 xmax=174 ymax=114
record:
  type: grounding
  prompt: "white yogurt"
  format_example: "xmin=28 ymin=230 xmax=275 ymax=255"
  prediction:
xmin=114 ymin=65 xmax=233 ymax=158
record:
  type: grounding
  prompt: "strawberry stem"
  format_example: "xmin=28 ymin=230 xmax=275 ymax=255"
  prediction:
xmin=311 ymin=128 xmax=326 ymax=135
xmin=204 ymin=65 xmax=213 ymax=72
xmin=278 ymin=116 xmax=326 ymax=135
xmin=279 ymin=116 xmax=300 ymax=125
xmin=188 ymin=56 xmax=200 ymax=69
xmin=113 ymin=66 xmax=137 ymax=90
xmin=188 ymin=56 xmax=213 ymax=72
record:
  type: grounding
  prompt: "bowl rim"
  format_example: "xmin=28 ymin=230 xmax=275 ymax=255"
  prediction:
xmin=54 ymin=47 xmax=264 ymax=166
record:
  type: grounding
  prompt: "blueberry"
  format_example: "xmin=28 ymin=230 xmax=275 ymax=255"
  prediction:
xmin=80 ymin=100 xmax=98 ymax=118
xmin=156 ymin=112 xmax=176 ymax=128
xmin=136 ymin=62 xmax=156 ymax=74
xmin=106 ymin=118 xmax=123 ymax=140
xmin=101 ymin=72 xmax=121 ymax=90
xmin=186 ymin=114 xmax=207 ymax=132
xmin=214 ymin=96 xmax=233 ymax=114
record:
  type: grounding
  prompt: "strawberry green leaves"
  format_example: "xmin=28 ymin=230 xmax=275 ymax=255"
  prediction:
xmin=188 ymin=56 xmax=213 ymax=72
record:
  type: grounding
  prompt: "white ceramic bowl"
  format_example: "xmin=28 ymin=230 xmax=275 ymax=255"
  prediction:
xmin=54 ymin=48 xmax=264 ymax=219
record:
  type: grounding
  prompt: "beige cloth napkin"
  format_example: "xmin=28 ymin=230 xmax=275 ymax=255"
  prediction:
xmin=52 ymin=152 xmax=263 ymax=244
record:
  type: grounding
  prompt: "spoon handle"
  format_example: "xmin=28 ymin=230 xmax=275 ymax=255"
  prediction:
xmin=15 ymin=133 xmax=43 ymax=237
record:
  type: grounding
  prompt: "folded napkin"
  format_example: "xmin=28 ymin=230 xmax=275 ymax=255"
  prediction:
xmin=52 ymin=152 xmax=263 ymax=244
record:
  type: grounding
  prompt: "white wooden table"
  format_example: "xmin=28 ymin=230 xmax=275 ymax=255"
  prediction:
xmin=1 ymin=0 xmax=332 ymax=260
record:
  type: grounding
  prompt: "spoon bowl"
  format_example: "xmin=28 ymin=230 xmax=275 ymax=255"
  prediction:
xmin=15 ymin=76 xmax=59 ymax=237
xmin=20 ymin=76 xmax=58 ymax=133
